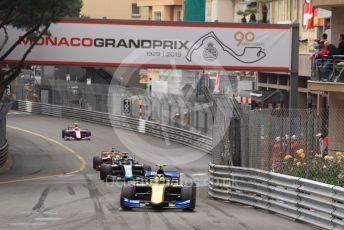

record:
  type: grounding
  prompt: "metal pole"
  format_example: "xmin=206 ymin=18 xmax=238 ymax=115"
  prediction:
xmin=289 ymin=23 xmax=299 ymax=109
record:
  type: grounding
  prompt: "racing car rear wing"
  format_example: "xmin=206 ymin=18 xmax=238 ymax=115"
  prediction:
xmin=145 ymin=171 xmax=180 ymax=178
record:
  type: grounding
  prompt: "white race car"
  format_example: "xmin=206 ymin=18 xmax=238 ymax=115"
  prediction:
xmin=62 ymin=123 xmax=91 ymax=141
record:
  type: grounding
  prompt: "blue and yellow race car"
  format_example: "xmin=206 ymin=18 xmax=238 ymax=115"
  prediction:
xmin=120 ymin=165 xmax=196 ymax=211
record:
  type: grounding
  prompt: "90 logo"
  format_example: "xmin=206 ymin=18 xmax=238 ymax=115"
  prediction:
xmin=234 ymin=32 xmax=255 ymax=46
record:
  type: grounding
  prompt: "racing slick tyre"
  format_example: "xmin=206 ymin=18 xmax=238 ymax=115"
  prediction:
xmin=120 ymin=184 xmax=135 ymax=210
xmin=181 ymin=182 xmax=196 ymax=211
xmin=93 ymin=156 xmax=102 ymax=170
xmin=101 ymin=164 xmax=113 ymax=182
xmin=62 ymin=129 xmax=66 ymax=139
xmin=100 ymin=164 xmax=108 ymax=180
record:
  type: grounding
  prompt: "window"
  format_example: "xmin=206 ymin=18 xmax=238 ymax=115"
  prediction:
xmin=154 ymin=11 xmax=162 ymax=21
xmin=132 ymin=3 xmax=140 ymax=16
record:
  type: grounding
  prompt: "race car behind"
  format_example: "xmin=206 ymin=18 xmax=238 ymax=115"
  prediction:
xmin=100 ymin=155 xmax=151 ymax=181
xmin=93 ymin=148 xmax=121 ymax=171
xmin=62 ymin=123 xmax=91 ymax=141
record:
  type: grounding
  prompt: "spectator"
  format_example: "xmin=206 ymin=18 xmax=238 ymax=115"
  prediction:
xmin=271 ymin=137 xmax=283 ymax=169
xmin=313 ymin=40 xmax=328 ymax=77
xmin=338 ymin=34 xmax=344 ymax=55
xmin=249 ymin=13 xmax=256 ymax=23
xmin=310 ymin=39 xmax=321 ymax=60
xmin=320 ymin=43 xmax=338 ymax=81
xmin=262 ymin=4 xmax=268 ymax=23
xmin=182 ymin=112 xmax=189 ymax=130
xmin=315 ymin=40 xmax=328 ymax=58
xmin=174 ymin=112 xmax=181 ymax=128
xmin=322 ymin=33 xmax=329 ymax=47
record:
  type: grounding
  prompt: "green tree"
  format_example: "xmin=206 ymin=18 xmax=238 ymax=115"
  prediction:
xmin=0 ymin=0 xmax=82 ymax=98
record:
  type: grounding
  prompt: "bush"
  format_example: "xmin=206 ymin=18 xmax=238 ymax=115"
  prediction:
xmin=275 ymin=150 xmax=344 ymax=186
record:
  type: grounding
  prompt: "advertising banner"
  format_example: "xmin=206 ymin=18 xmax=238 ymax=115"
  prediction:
xmin=1 ymin=19 xmax=292 ymax=71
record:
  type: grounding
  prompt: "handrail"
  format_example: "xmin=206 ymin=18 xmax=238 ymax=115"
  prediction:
xmin=311 ymin=55 xmax=344 ymax=82
xmin=208 ymin=164 xmax=344 ymax=230
xmin=14 ymin=100 xmax=213 ymax=153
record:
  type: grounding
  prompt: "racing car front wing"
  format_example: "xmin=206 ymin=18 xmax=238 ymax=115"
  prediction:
xmin=122 ymin=198 xmax=191 ymax=209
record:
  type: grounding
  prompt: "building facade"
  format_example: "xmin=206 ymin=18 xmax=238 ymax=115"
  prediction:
xmin=81 ymin=0 xmax=149 ymax=20
xmin=308 ymin=0 xmax=344 ymax=153
xmin=137 ymin=0 xmax=184 ymax=21
xmin=206 ymin=0 xmax=235 ymax=22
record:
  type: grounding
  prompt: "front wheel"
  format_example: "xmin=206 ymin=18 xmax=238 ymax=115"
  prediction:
xmin=181 ymin=183 xmax=196 ymax=211
xmin=120 ymin=185 xmax=134 ymax=210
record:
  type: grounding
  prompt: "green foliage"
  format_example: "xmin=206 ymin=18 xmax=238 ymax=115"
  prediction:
xmin=0 ymin=0 xmax=82 ymax=97
xmin=236 ymin=10 xmax=247 ymax=17
xmin=0 ymin=0 xmax=82 ymax=29
xmin=276 ymin=153 xmax=344 ymax=186
xmin=245 ymin=7 xmax=257 ymax=15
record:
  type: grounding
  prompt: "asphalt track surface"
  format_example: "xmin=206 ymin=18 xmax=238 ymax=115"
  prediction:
xmin=0 ymin=112 xmax=315 ymax=230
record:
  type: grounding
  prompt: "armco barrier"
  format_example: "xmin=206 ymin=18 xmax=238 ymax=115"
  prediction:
xmin=0 ymin=141 xmax=8 ymax=168
xmin=14 ymin=100 xmax=212 ymax=153
xmin=208 ymin=164 xmax=344 ymax=230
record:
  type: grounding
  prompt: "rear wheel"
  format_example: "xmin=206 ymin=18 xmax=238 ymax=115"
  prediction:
xmin=62 ymin=129 xmax=66 ymax=138
xmin=181 ymin=183 xmax=196 ymax=211
xmin=93 ymin=156 xmax=101 ymax=170
xmin=102 ymin=164 xmax=113 ymax=181
xmin=120 ymin=184 xmax=135 ymax=210
xmin=100 ymin=164 xmax=108 ymax=180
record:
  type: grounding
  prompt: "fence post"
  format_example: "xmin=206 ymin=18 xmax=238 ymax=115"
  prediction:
xmin=306 ymin=109 xmax=311 ymax=179
xmin=267 ymin=110 xmax=272 ymax=171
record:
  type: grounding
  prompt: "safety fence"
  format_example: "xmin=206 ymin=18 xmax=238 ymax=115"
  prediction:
xmin=14 ymin=100 xmax=212 ymax=153
xmin=11 ymin=79 xmax=213 ymax=136
xmin=0 ymin=101 xmax=13 ymax=167
xmin=208 ymin=164 xmax=344 ymax=230
xmin=0 ymin=141 xmax=8 ymax=167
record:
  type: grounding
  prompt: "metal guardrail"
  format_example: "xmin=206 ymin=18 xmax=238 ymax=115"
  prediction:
xmin=14 ymin=100 xmax=212 ymax=153
xmin=0 ymin=141 xmax=8 ymax=167
xmin=208 ymin=164 xmax=344 ymax=230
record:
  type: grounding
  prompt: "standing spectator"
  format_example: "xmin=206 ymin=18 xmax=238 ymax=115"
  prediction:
xmin=182 ymin=111 xmax=189 ymax=130
xmin=174 ymin=112 xmax=181 ymax=128
xmin=271 ymin=137 xmax=283 ymax=170
xmin=262 ymin=4 xmax=268 ymax=23
xmin=249 ymin=13 xmax=256 ymax=23
xmin=338 ymin=34 xmax=344 ymax=55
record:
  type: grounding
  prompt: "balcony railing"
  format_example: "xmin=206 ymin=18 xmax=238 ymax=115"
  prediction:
xmin=311 ymin=55 xmax=344 ymax=83
xmin=313 ymin=0 xmax=344 ymax=9
xmin=137 ymin=0 xmax=183 ymax=7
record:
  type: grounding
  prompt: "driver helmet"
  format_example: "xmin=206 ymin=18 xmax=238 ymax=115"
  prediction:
xmin=153 ymin=175 xmax=165 ymax=184
xmin=74 ymin=123 xmax=79 ymax=127
xmin=111 ymin=147 xmax=116 ymax=152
